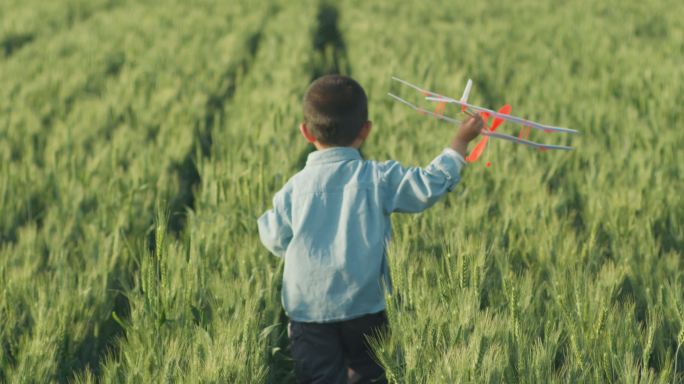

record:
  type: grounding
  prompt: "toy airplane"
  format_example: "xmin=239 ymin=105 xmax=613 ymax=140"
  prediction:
xmin=388 ymin=76 xmax=578 ymax=162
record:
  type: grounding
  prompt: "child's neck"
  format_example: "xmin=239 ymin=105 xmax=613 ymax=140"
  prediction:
xmin=313 ymin=141 xmax=363 ymax=151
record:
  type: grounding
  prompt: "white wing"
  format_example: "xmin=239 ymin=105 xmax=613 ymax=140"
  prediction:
xmin=425 ymin=96 xmax=578 ymax=134
xmin=391 ymin=76 xmax=452 ymax=99
xmin=387 ymin=93 xmax=462 ymax=125
xmin=482 ymin=131 xmax=574 ymax=151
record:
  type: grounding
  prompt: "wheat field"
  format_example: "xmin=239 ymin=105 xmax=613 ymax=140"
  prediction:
xmin=1 ymin=0 xmax=683 ymax=382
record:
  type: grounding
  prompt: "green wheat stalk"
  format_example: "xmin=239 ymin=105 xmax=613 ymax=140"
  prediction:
xmin=674 ymin=328 xmax=684 ymax=384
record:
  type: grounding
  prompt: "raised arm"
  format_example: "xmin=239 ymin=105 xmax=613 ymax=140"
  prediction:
xmin=381 ymin=114 xmax=484 ymax=213
xmin=380 ymin=149 xmax=464 ymax=213
xmin=257 ymin=191 xmax=292 ymax=257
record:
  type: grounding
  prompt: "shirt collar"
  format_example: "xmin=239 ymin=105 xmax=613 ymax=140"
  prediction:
xmin=306 ymin=147 xmax=362 ymax=165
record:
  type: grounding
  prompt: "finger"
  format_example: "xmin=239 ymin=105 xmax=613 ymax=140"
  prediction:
xmin=463 ymin=109 xmax=476 ymax=118
xmin=474 ymin=117 xmax=485 ymax=129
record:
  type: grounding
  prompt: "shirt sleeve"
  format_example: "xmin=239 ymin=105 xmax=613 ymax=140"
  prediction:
xmin=257 ymin=190 xmax=292 ymax=258
xmin=380 ymin=148 xmax=466 ymax=213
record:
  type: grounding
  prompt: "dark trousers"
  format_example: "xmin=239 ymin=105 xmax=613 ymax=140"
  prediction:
xmin=289 ymin=311 xmax=389 ymax=384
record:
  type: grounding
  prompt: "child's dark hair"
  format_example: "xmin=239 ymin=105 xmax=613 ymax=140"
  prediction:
xmin=303 ymin=75 xmax=368 ymax=146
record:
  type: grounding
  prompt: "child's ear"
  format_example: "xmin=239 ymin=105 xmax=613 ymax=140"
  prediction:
xmin=299 ymin=123 xmax=316 ymax=143
xmin=359 ymin=121 xmax=372 ymax=140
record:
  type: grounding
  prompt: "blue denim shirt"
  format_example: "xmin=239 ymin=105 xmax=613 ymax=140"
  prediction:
xmin=257 ymin=147 xmax=465 ymax=322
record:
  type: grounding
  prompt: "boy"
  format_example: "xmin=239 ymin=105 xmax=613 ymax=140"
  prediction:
xmin=258 ymin=75 xmax=483 ymax=383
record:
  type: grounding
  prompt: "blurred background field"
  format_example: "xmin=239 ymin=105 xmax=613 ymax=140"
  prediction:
xmin=1 ymin=0 xmax=682 ymax=382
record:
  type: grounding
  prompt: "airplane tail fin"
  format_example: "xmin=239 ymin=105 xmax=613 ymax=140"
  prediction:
xmin=460 ymin=79 xmax=473 ymax=112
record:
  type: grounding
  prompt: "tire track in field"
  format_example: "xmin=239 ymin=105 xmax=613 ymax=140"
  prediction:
xmin=165 ymin=26 xmax=268 ymax=238
xmin=1 ymin=33 xmax=35 ymax=58
xmin=57 ymin=258 xmax=133 ymax=382
xmin=293 ymin=2 xmax=354 ymax=172
xmin=66 ymin=11 xmax=277 ymax=382
xmin=1 ymin=6 xmax=144 ymax=381
xmin=1 ymin=7 xmax=131 ymax=247
xmin=0 ymin=0 xmax=124 ymax=60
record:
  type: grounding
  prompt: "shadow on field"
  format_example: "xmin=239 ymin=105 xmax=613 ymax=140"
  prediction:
xmin=292 ymin=2 xmax=354 ymax=172
xmin=310 ymin=3 xmax=351 ymax=80
xmin=269 ymin=3 xmax=353 ymax=383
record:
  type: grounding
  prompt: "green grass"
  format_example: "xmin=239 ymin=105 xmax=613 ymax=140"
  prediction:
xmin=1 ymin=0 xmax=682 ymax=382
